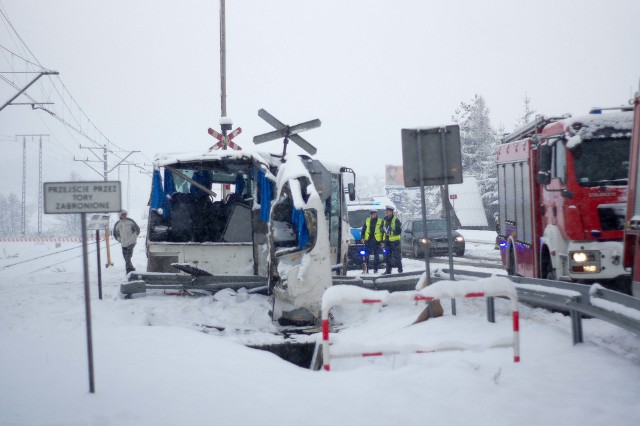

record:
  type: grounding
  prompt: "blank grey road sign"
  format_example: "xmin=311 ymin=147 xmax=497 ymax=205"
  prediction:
xmin=253 ymin=108 xmax=319 ymax=155
xmin=87 ymin=214 xmax=111 ymax=230
xmin=44 ymin=181 xmax=121 ymax=214
xmin=401 ymin=125 xmax=463 ymax=187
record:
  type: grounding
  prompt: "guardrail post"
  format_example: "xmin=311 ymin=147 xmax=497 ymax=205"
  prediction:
xmin=486 ymin=296 xmax=495 ymax=323
xmin=570 ymin=309 xmax=583 ymax=344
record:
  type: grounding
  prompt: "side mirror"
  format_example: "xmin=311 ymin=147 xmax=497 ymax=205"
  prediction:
xmin=347 ymin=183 xmax=356 ymax=201
xmin=536 ymin=144 xmax=552 ymax=185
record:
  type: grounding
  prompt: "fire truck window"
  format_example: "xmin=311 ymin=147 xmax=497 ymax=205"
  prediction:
xmin=554 ymin=141 xmax=566 ymax=184
xmin=572 ymin=138 xmax=630 ymax=186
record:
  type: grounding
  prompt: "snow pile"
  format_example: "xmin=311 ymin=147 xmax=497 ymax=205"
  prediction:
xmin=2 ymin=240 xmax=640 ymax=425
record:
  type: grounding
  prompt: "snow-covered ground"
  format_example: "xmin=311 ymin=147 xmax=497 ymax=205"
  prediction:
xmin=1 ymin=234 xmax=640 ymax=426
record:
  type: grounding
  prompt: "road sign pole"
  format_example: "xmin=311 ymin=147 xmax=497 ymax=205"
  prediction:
xmin=81 ymin=213 xmax=96 ymax=393
xmin=439 ymin=128 xmax=456 ymax=315
xmin=416 ymin=130 xmax=431 ymax=288
xmin=95 ymin=230 xmax=103 ymax=300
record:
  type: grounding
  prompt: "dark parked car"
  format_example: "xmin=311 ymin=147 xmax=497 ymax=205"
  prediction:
xmin=401 ymin=218 xmax=465 ymax=257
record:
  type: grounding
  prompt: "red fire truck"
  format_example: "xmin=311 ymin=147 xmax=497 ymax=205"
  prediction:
xmin=623 ymin=90 xmax=640 ymax=297
xmin=497 ymin=108 xmax=633 ymax=293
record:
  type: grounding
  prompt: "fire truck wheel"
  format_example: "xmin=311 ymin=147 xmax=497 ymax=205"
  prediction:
xmin=541 ymin=252 xmax=556 ymax=280
xmin=507 ymin=248 xmax=516 ymax=276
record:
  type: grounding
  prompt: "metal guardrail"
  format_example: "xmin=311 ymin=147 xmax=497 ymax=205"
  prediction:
xmin=438 ymin=268 xmax=640 ymax=343
xmin=337 ymin=268 xmax=640 ymax=343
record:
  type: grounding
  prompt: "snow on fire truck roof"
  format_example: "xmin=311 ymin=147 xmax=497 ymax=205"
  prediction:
xmin=562 ymin=111 xmax=633 ymax=148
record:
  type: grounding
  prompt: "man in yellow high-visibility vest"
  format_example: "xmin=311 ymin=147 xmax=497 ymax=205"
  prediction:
xmin=382 ymin=206 xmax=403 ymax=274
xmin=360 ymin=209 xmax=384 ymax=273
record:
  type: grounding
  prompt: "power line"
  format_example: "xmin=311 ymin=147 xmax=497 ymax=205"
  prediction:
xmin=0 ymin=4 xmax=146 ymax=172
xmin=0 ymin=44 xmax=49 ymax=71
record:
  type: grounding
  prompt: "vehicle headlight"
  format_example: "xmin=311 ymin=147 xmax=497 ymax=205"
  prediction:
xmin=572 ymin=251 xmax=594 ymax=263
xmin=420 ymin=238 xmax=429 ymax=244
xmin=569 ymin=250 xmax=600 ymax=273
xmin=455 ymin=236 xmax=464 ymax=242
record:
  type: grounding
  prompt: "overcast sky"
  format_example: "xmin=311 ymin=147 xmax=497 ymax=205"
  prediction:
xmin=1 ymin=0 xmax=639 ymax=220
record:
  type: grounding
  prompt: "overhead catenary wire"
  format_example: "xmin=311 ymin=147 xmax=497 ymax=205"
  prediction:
xmin=0 ymin=5 xmax=148 ymax=175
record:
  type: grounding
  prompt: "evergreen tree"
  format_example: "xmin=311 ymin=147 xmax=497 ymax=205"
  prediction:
xmin=513 ymin=94 xmax=536 ymax=130
xmin=451 ymin=94 xmax=500 ymax=224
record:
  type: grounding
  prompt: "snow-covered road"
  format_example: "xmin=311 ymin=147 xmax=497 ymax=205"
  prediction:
xmin=2 ymin=233 xmax=640 ymax=425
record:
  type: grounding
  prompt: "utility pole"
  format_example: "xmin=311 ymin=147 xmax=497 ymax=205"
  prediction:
xmin=220 ymin=0 xmax=227 ymax=119
xmin=16 ymin=134 xmax=48 ymax=236
xmin=116 ymin=162 xmax=138 ymax=210
xmin=74 ymin=145 xmax=139 ymax=181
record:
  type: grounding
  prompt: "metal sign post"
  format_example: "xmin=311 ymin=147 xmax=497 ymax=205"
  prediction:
xmin=87 ymin=214 xmax=111 ymax=300
xmin=401 ymin=126 xmax=462 ymax=315
xmin=44 ymin=181 xmax=121 ymax=394
xmin=416 ymin=131 xmax=431 ymax=287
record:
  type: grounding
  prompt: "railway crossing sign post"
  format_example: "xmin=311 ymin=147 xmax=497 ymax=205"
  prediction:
xmin=87 ymin=214 xmax=111 ymax=301
xmin=44 ymin=181 xmax=122 ymax=394
xmin=208 ymin=126 xmax=242 ymax=151
xmin=253 ymin=108 xmax=320 ymax=157
xmin=401 ymin=125 xmax=462 ymax=314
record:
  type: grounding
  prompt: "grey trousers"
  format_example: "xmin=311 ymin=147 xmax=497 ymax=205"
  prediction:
xmin=122 ymin=244 xmax=136 ymax=273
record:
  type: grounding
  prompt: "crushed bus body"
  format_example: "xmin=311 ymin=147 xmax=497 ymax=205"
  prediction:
xmin=121 ymin=146 xmax=356 ymax=325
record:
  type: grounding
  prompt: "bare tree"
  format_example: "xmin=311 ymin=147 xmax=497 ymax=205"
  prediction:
xmin=0 ymin=193 xmax=22 ymax=237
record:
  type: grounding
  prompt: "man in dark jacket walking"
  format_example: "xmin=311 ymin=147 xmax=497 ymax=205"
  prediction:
xmin=113 ymin=209 xmax=140 ymax=274
xmin=360 ymin=209 xmax=384 ymax=273
xmin=381 ymin=206 xmax=403 ymax=274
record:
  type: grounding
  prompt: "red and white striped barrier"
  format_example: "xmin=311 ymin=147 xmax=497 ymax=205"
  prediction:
xmin=321 ymin=277 xmax=520 ymax=371
xmin=0 ymin=234 xmax=143 ymax=243
xmin=0 ymin=237 xmax=98 ymax=243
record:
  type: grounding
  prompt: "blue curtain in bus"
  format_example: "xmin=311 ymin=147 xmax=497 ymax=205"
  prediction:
xmin=235 ymin=174 xmax=245 ymax=195
xmin=190 ymin=170 xmax=213 ymax=196
xmin=258 ymin=170 xmax=271 ymax=222
xmin=150 ymin=169 xmax=165 ymax=211
xmin=291 ymin=208 xmax=309 ymax=248
xmin=163 ymin=169 xmax=176 ymax=220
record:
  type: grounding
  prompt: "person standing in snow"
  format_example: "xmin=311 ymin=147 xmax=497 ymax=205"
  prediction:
xmin=360 ymin=209 xmax=384 ymax=273
xmin=113 ymin=209 xmax=140 ymax=274
xmin=381 ymin=205 xmax=403 ymax=274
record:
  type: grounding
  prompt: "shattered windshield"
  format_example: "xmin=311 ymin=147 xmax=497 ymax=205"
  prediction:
xmin=572 ymin=137 xmax=630 ymax=187
xmin=170 ymin=161 xmax=253 ymax=197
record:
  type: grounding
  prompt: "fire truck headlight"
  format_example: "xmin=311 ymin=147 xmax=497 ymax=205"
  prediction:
xmin=569 ymin=250 xmax=600 ymax=274
xmin=572 ymin=252 xmax=589 ymax=263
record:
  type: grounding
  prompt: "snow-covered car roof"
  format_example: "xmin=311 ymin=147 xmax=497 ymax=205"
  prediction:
xmin=347 ymin=201 xmax=386 ymax=212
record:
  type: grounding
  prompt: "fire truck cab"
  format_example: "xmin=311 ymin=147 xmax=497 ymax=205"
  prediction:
xmin=497 ymin=109 xmax=633 ymax=292
xmin=624 ymin=90 xmax=640 ymax=297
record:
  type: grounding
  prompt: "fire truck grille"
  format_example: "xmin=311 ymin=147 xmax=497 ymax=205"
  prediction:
xmin=598 ymin=204 xmax=625 ymax=231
